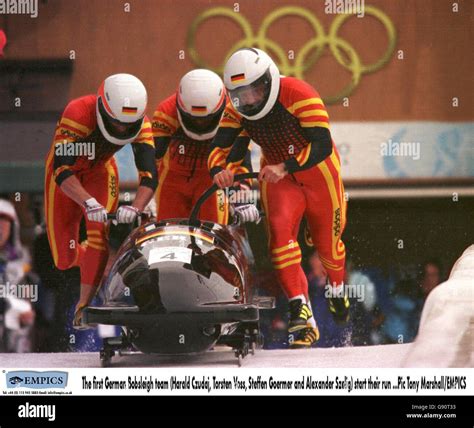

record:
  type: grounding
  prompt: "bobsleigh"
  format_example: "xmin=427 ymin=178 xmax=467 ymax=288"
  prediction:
xmin=82 ymin=173 xmax=274 ymax=366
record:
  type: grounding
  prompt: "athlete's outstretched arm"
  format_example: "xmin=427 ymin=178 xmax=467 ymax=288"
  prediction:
xmin=208 ymin=127 xmax=242 ymax=176
xmin=132 ymin=186 xmax=155 ymax=212
xmin=59 ymin=174 xmax=93 ymax=206
xmin=283 ymin=85 xmax=333 ymax=173
xmin=131 ymin=141 xmax=158 ymax=211
xmin=208 ymin=101 xmax=249 ymax=187
xmin=283 ymin=126 xmax=333 ymax=173
xmin=207 ymin=124 xmax=242 ymax=188
xmin=54 ymin=141 xmax=93 ymax=206
xmin=51 ymin=100 xmax=96 ymax=206
xmin=154 ymin=136 xmax=171 ymax=161
xmin=226 ymin=135 xmax=252 ymax=174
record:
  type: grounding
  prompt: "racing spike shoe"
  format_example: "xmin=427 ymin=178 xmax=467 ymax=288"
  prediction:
xmin=73 ymin=304 xmax=91 ymax=330
xmin=289 ymin=326 xmax=320 ymax=349
xmin=328 ymin=293 xmax=350 ymax=325
xmin=288 ymin=299 xmax=313 ymax=333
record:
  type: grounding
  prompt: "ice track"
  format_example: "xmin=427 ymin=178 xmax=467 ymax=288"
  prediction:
xmin=0 ymin=246 xmax=471 ymax=368
xmin=0 ymin=343 xmax=411 ymax=368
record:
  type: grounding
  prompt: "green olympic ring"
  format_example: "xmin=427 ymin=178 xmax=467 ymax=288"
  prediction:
xmin=187 ymin=5 xmax=397 ymax=104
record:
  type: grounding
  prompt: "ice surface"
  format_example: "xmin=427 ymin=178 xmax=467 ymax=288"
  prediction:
xmin=0 ymin=246 xmax=471 ymax=368
xmin=0 ymin=343 xmax=411 ymax=368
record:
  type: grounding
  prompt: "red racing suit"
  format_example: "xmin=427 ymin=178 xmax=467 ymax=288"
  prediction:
xmin=44 ymin=95 xmax=157 ymax=287
xmin=208 ymin=77 xmax=347 ymax=298
xmin=152 ymin=93 xmax=251 ymax=224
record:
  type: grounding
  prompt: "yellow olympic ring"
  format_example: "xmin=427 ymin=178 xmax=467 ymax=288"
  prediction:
xmin=257 ymin=6 xmax=327 ymax=76
xmin=187 ymin=5 xmax=397 ymax=104
xmin=187 ymin=7 xmax=254 ymax=73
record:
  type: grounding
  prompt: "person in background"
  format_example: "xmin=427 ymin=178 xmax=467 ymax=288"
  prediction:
xmin=420 ymin=259 xmax=442 ymax=299
xmin=0 ymin=199 xmax=35 ymax=352
xmin=382 ymin=259 xmax=443 ymax=344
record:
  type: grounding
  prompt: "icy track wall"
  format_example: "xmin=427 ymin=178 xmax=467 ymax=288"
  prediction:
xmin=402 ymin=245 xmax=474 ymax=367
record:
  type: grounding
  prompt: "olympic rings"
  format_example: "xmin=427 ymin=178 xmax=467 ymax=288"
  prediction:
xmin=187 ymin=5 xmax=397 ymax=104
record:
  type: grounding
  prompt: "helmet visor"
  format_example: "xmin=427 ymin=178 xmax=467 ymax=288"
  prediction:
xmin=178 ymin=101 xmax=225 ymax=135
xmin=229 ymin=68 xmax=272 ymax=117
xmin=98 ymin=97 xmax=144 ymax=141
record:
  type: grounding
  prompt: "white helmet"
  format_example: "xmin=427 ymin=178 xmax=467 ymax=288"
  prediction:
xmin=96 ymin=73 xmax=147 ymax=145
xmin=176 ymin=69 xmax=226 ymax=140
xmin=223 ymin=48 xmax=280 ymax=120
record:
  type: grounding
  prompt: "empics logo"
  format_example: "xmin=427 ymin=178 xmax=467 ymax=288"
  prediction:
xmin=9 ymin=375 xmax=23 ymax=385
xmin=6 ymin=371 xmax=68 ymax=389
xmin=18 ymin=402 xmax=56 ymax=422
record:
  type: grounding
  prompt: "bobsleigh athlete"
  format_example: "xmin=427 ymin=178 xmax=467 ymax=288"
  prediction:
xmin=44 ymin=73 xmax=157 ymax=328
xmin=152 ymin=69 xmax=259 ymax=225
xmin=209 ymin=48 xmax=349 ymax=348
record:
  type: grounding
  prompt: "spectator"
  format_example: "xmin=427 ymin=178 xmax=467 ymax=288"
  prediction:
xmin=0 ymin=199 xmax=35 ymax=352
xmin=381 ymin=277 xmax=420 ymax=344
xmin=420 ymin=259 xmax=442 ymax=299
